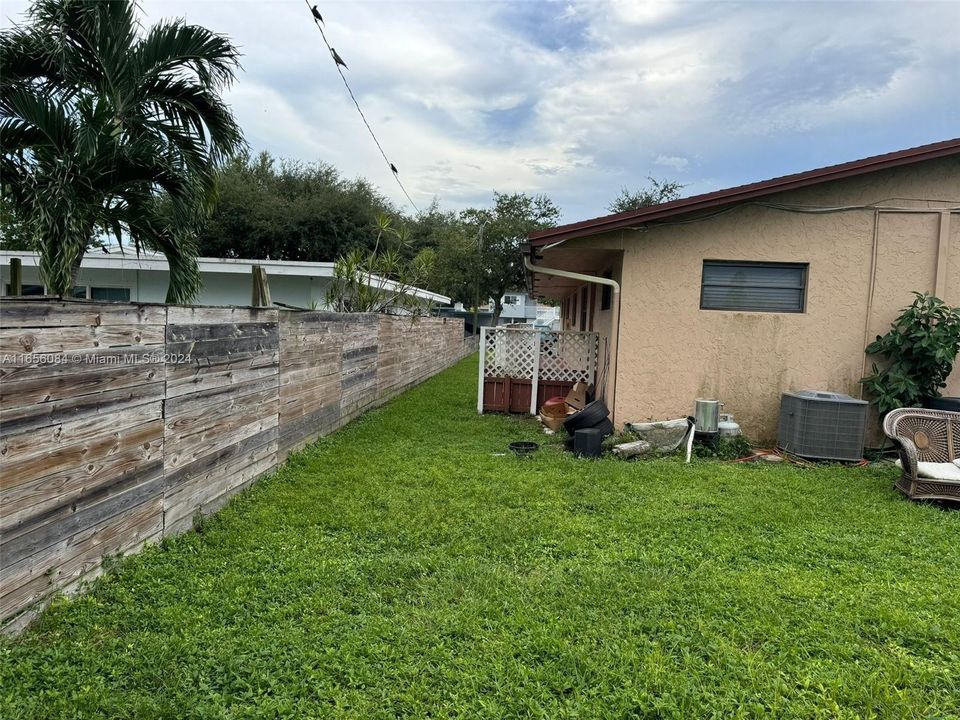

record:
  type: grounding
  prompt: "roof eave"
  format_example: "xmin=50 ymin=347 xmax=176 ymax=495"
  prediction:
xmin=529 ymin=138 xmax=960 ymax=246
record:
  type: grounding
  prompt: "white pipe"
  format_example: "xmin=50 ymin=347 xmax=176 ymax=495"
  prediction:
xmin=523 ymin=255 xmax=621 ymax=423
xmin=685 ymin=422 xmax=696 ymax=463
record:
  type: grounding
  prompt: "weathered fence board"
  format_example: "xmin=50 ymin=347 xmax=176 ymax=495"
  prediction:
xmin=0 ymin=298 xmax=473 ymax=631
xmin=0 ymin=301 xmax=167 ymax=633
xmin=0 ymin=301 xmax=166 ymax=328
xmin=161 ymin=307 xmax=280 ymax=535
xmin=0 ymin=362 xmax=164 ymax=410
xmin=339 ymin=314 xmax=379 ymax=424
xmin=0 ymin=381 xmax=166 ymax=437
xmin=0 ymin=324 xmax=166 ymax=354
xmin=277 ymin=312 xmax=344 ymax=460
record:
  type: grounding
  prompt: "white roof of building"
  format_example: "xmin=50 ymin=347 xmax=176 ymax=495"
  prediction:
xmin=0 ymin=249 xmax=451 ymax=304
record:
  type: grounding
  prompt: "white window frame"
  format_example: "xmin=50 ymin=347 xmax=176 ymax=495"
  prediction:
xmin=700 ymin=260 xmax=808 ymax=314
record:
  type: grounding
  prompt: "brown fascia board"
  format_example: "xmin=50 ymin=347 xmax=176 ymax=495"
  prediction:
xmin=529 ymin=138 xmax=960 ymax=246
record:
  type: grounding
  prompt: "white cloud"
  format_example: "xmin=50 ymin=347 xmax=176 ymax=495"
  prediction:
xmin=654 ymin=155 xmax=689 ymax=172
xmin=3 ymin=0 xmax=958 ymax=221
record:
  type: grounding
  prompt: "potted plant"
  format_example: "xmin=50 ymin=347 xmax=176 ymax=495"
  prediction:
xmin=860 ymin=292 xmax=960 ymax=415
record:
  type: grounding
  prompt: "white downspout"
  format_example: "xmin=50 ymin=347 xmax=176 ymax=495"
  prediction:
xmin=523 ymin=255 xmax=621 ymax=424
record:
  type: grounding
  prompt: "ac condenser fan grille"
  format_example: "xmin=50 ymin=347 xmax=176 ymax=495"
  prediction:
xmin=777 ymin=391 xmax=868 ymax=462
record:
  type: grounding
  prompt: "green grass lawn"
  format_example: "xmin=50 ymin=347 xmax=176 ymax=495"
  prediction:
xmin=3 ymin=355 xmax=959 ymax=719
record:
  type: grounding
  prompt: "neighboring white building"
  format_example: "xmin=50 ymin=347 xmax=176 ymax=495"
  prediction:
xmin=499 ymin=292 xmax=560 ymax=328
xmin=499 ymin=291 xmax=537 ymax=323
xmin=446 ymin=293 xmax=560 ymax=330
xmin=0 ymin=249 xmax=450 ymax=308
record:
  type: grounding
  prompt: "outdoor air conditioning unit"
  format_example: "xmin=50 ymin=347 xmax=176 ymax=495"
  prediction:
xmin=777 ymin=391 xmax=868 ymax=462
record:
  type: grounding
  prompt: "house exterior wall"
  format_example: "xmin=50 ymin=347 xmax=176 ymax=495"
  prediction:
xmin=0 ymin=265 xmax=334 ymax=308
xmin=554 ymin=156 xmax=960 ymax=442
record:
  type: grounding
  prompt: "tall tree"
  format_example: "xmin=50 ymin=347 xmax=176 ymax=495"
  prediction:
xmin=0 ymin=0 xmax=244 ymax=301
xmin=197 ymin=152 xmax=398 ymax=262
xmin=437 ymin=192 xmax=561 ymax=325
xmin=607 ymin=177 xmax=684 ymax=214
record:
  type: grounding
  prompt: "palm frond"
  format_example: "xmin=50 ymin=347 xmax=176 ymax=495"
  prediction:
xmin=0 ymin=88 xmax=74 ymax=152
xmin=121 ymin=197 xmax=202 ymax=303
xmin=137 ymin=75 xmax=245 ymax=163
xmin=0 ymin=27 xmax=59 ymax=89
xmin=2 ymin=0 xmax=243 ymax=303
xmin=135 ymin=20 xmax=241 ymax=91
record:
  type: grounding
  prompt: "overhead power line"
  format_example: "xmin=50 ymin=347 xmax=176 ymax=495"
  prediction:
xmin=302 ymin=1 xmax=421 ymax=214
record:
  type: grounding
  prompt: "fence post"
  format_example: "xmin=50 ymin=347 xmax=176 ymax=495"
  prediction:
xmin=9 ymin=257 xmax=22 ymax=296
xmin=529 ymin=329 xmax=541 ymax=416
xmin=251 ymin=265 xmax=272 ymax=307
xmin=477 ymin=327 xmax=486 ymax=414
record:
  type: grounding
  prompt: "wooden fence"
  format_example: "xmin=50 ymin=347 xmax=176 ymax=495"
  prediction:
xmin=0 ymin=300 xmax=474 ymax=632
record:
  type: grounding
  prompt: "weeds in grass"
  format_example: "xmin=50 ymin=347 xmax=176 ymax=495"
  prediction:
xmin=693 ymin=434 xmax=754 ymax=461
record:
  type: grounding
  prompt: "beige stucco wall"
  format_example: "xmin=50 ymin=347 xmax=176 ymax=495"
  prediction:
xmin=555 ymin=156 xmax=960 ymax=443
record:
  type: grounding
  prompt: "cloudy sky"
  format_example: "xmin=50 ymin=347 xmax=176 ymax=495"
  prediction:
xmin=3 ymin=0 xmax=959 ymax=221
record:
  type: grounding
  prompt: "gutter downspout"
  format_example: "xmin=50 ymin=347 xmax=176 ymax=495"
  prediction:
xmin=523 ymin=255 xmax=621 ymax=424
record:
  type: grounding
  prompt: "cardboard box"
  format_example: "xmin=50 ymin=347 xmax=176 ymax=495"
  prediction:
xmin=540 ymin=414 xmax=567 ymax=432
xmin=565 ymin=382 xmax=588 ymax=410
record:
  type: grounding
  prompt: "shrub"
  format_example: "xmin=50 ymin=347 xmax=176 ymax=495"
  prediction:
xmin=693 ymin=434 xmax=753 ymax=461
xmin=860 ymin=292 xmax=960 ymax=415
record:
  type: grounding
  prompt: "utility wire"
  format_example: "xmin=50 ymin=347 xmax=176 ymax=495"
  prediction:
xmin=302 ymin=1 xmax=420 ymax=214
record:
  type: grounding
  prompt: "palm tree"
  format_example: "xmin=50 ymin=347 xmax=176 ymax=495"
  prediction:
xmin=0 ymin=0 xmax=244 ymax=302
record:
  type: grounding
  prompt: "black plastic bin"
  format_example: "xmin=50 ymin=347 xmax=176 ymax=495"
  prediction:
xmin=573 ymin=428 xmax=604 ymax=458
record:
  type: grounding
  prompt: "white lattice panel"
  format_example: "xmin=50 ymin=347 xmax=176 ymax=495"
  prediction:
xmin=537 ymin=331 xmax=598 ymax=384
xmin=478 ymin=327 xmax=600 ymax=414
xmin=482 ymin=328 xmax=597 ymax=381
xmin=482 ymin=327 xmax=537 ymax=378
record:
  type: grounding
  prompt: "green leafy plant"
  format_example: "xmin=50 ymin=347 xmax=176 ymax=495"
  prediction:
xmin=860 ymin=292 xmax=960 ymax=415
xmin=326 ymin=214 xmax=437 ymax=315
xmin=693 ymin=434 xmax=753 ymax=461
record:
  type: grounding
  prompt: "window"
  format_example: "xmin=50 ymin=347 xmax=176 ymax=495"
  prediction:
xmin=90 ymin=286 xmax=131 ymax=302
xmin=72 ymin=287 xmax=88 ymax=299
xmin=4 ymin=283 xmax=44 ymax=296
xmin=503 ymin=294 xmax=520 ymax=306
xmin=700 ymin=261 xmax=807 ymax=313
xmin=600 ymin=270 xmax=612 ymax=311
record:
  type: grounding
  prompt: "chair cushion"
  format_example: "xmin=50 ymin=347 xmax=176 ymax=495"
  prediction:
xmin=896 ymin=459 xmax=960 ymax=481
xmin=919 ymin=461 xmax=960 ymax=481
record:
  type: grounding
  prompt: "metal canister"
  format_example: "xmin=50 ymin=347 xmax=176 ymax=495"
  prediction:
xmin=694 ymin=399 xmax=721 ymax=433
xmin=718 ymin=413 xmax=741 ymax=436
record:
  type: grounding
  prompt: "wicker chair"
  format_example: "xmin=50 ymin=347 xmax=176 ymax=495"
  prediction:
xmin=883 ymin=408 xmax=960 ymax=502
